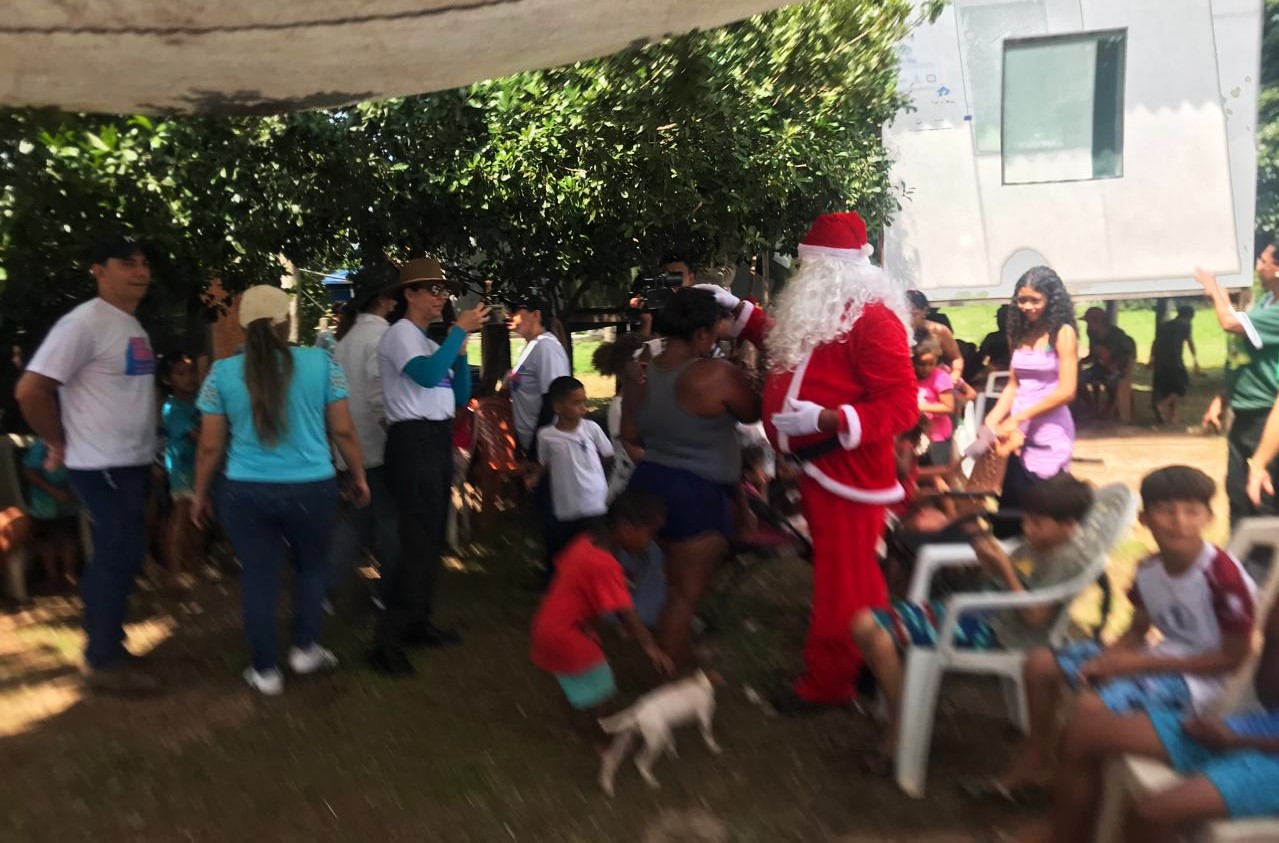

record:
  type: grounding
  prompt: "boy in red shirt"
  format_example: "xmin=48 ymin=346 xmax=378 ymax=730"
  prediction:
xmin=530 ymin=489 xmax=674 ymax=740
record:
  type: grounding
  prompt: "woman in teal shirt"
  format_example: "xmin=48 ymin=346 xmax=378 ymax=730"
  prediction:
xmin=192 ymin=286 xmax=370 ymax=696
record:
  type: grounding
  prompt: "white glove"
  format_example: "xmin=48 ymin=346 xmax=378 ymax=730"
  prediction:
xmin=771 ymin=399 xmax=827 ymax=437
xmin=693 ymin=283 xmax=740 ymax=311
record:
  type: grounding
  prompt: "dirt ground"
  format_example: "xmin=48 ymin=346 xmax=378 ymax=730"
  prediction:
xmin=0 ymin=427 xmax=1231 ymax=843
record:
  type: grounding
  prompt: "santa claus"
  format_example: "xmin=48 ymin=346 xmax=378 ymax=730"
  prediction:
xmin=705 ymin=211 xmax=917 ymax=710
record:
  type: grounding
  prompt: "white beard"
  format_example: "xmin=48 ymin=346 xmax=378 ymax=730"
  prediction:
xmin=767 ymin=256 xmax=912 ymax=373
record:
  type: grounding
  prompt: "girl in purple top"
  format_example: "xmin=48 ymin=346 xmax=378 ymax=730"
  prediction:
xmin=984 ymin=267 xmax=1079 ymax=504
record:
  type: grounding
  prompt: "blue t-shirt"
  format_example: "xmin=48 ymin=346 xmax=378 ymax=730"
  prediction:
xmin=162 ymin=396 xmax=200 ymax=492
xmin=22 ymin=439 xmax=78 ymax=520
xmin=196 ymin=347 xmax=348 ymax=483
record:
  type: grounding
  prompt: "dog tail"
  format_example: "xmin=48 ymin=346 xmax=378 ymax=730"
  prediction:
xmin=597 ymin=709 xmax=635 ymax=734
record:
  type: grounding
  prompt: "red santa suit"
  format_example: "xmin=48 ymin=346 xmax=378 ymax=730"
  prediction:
xmin=738 ymin=212 xmax=917 ymax=704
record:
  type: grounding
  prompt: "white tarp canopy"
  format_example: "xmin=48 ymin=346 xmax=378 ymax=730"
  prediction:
xmin=0 ymin=0 xmax=796 ymax=115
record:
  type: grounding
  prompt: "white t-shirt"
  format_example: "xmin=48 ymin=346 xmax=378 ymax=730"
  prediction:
xmin=333 ymin=313 xmax=389 ymax=468
xmin=537 ymin=421 xmax=614 ymax=521
xmin=1129 ymin=541 xmax=1257 ymax=710
xmin=378 ymin=319 xmax=458 ymax=423
xmin=509 ymin=332 xmax=570 ymax=449
xmin=26 ymin=298 xmax=157 ymax=470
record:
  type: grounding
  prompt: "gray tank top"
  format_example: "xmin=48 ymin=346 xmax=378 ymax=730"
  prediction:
xmin=635 ymin=358 xmax=741 ymax=484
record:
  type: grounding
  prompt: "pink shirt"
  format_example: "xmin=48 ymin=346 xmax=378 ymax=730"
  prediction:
xmin=917 ymin=367 xmax=954 ymax=442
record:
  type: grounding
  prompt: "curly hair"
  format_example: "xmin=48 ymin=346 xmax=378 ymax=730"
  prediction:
xmin=1006 ymin=266 xmax=1076 ymax=350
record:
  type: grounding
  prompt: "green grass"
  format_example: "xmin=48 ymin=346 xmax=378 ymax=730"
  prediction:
xmin=944 ymin=304 xmax=1228 ymax=371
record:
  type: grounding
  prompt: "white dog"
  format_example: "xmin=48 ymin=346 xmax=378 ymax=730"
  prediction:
xmin=597 ymin=670 xmax=720 ymax=796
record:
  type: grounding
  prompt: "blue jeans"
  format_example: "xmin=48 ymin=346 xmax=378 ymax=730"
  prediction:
xmin=68 ymin=465 xmax=152 ymax=669
xmin=326 ymin=466 xmax=400 ymax=598
xmin=219 ymin=479 xmax=339 ymax=671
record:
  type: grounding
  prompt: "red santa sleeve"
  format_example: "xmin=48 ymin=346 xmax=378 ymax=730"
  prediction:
xmin=731 ymin=299 xmax=769 ymax=348
xmin=835 ymin=303 xmax=919 ymax=450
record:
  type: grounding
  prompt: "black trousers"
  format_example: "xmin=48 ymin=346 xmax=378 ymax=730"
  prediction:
xmin=1227 ymin=408 xmax=1279 ymax=527
xmin=375 ymin=419 xmax=454 ymax=649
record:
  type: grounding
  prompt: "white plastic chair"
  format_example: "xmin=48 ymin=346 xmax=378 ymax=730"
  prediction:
xmin=962 ymin=371 xmax=1011 ymax=475
xmin=894 ymin=483 xmax=1138 ymax=798
xmin=1094 ymin=517 xmax=1279 ymax=843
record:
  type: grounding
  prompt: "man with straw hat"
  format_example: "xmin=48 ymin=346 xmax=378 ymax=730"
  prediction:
xmin=369 ymin=257 xmax=489 ymax=676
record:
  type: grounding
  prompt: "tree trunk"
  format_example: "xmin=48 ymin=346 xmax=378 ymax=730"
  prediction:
xmin=480 ymin=323 xmax=510 ymax=396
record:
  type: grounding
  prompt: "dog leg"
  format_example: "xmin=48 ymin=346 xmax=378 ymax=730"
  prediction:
xmin=699 ymin=705 xmax=721 ymax=755
xmin=635 ymin=727 xmax=664 ymax=789
xmin=598 ymin=731 xmax=635 ymax=797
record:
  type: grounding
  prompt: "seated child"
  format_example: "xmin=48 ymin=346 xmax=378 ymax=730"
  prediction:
xmin=1015 ymin=596 xmax=1279 ymax=843
xmin=914 ymin=337 xmax=955 ymax=467
xmin=530 ymin=376 xmax=614 ymax=577
xmin=530 ymin=490 xmax=675 ymax=742
xmin=21 ymin=437 xmax=81 ymax=592
xmin=983 ymin=465 xmax=1255 ymax=799
xmin=852 ymin=473 xmax=1122 ymax=772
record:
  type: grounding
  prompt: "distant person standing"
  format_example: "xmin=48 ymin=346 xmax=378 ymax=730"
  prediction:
xmin=1148 ymin=305 xmax=1201 ymax=425
xmin=369 ymin=258 xmax=489 ymax=677
xmin=327 ymin=264 xmax=403 ymax=607
xmin=506 ymin=292 xmax=570 ymax=454
xmin=1197 ymin=243 xmax=1279 ymax=525
xmin=15 ymin=234 xmax=160 ymax=695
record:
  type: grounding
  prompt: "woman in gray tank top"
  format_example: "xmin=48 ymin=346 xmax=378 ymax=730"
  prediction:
xmin=621 ymin=287 xmax=760 ymax=670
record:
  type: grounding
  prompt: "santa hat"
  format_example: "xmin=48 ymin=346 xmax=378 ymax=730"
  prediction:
xmin=796 ymin=211 xmax=874 ymax=264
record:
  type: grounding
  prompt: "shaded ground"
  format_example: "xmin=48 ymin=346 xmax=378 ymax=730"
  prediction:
xmin=0 ymin=428 xmax=1230 ymax=842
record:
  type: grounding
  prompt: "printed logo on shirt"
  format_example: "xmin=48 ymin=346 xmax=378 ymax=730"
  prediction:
xmin=125 ymin=337 xmax=156 ymax=376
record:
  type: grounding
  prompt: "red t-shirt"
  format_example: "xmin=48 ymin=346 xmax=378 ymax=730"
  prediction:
xmin=529 ymin=534 xmax=633 ymax=674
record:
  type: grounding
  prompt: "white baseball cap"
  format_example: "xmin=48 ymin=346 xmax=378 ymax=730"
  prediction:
xmin=238 ymin=285 xmax=292 ymax=328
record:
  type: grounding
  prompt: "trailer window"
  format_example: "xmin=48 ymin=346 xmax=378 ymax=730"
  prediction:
xmin=1001 ymin=30 xmax=1126 ymax=184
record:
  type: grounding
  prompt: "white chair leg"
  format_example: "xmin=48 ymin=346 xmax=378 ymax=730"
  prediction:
xmin=3 ymin=547 xmax=28 ymax=603
xmin=1093 ymin=758 xmax=1126 ymax=843
xmin=895 ymin=648 xmax=943 ymax=799
xmin=1003 ymin=674 xmax=1031 ymax=735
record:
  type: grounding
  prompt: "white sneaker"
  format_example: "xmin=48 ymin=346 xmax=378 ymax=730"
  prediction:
xmin=288 ymin=644 xmax=338 ymax=675
xmin=243 ymin=667 xmax=284 ymax=696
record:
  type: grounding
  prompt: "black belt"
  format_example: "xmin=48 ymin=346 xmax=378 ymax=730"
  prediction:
xmin=389 ymin=418 xmax=452 ymax=427
xmin=790 ymin=435 xmax=842 ymax=463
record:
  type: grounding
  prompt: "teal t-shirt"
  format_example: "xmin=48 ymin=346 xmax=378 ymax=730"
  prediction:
xmin=196 ymin=346 xmax=348 ymax=483
xmin=1226 ymin=294 xmax=1279 ymax=412
xmin=162 ymin=395 xmax=200 ymax=492
xmin=22 ymin=439 xmax=78 ymax=520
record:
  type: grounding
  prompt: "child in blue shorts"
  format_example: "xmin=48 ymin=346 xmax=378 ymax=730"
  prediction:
xmin=530 ymin=490 xmax=674 ymax=744
xmin=1012 ymin=596 xmax=1279 ymax=843
xmin=983 ymin=466 xmax=1256 ymax=800
xmin=852 ymin=473 xmax=1120 ymax=771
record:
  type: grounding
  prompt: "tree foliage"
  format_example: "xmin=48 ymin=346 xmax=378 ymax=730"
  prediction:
xmin=0 ymin=0 xmax=941 ymax=344
xmin=1257 ymin=0 xmax=1279 ymax=241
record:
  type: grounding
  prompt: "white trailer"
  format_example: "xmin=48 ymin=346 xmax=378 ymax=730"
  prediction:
xmin=883 ymin=0 xmax=1265 ymax=301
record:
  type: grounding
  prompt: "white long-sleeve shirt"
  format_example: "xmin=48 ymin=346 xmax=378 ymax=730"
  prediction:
xmin=332 ymin=313 xmax=389 ymax=469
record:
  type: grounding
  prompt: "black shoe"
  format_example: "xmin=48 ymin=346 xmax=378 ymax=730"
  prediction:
xmin=366 ymin=647 xmax=415 ymax=677
xmin=768 ymin=685 xmax=847 ymax=717
xmin=403 ymin=624 xmax=462 ymax=649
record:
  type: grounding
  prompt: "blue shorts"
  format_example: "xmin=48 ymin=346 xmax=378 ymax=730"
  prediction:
xmin=1149 ymin=707 xmax=1279 ymax=819
xmin=627 ymin=462 xmax=733 ymax=541
xmin=871 ymin=599 xmax=998 ymax=650
xmin=1055 ymin=641 xmax=1193 ymax=714
xmin=555 ymin=661 xmax=617 ymax=711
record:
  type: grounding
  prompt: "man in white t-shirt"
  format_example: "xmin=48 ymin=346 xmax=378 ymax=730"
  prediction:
xmin=506 ymin=292 xmax=570 ymax=453
xmin=368 ymin=257 xmax=489 ymax=677
xmin=328 ymin=264 xmax=402 ymax=608
xmin=16 ymin=234 xmax=160 ymax=695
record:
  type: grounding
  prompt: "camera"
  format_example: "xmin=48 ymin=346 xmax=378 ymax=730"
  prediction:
xmin=629 ymin=270 xmax=685 ymax=313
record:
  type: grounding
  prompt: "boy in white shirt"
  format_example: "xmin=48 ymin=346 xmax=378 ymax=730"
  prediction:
xmin=975 ymin=465 xmax=1256 ymax=801
xmin=529 ymin=377 xmax=613 ymax=575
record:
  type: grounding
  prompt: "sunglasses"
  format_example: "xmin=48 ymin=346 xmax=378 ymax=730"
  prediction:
xmin=407 ymin=282 xmax=449 ymax=297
